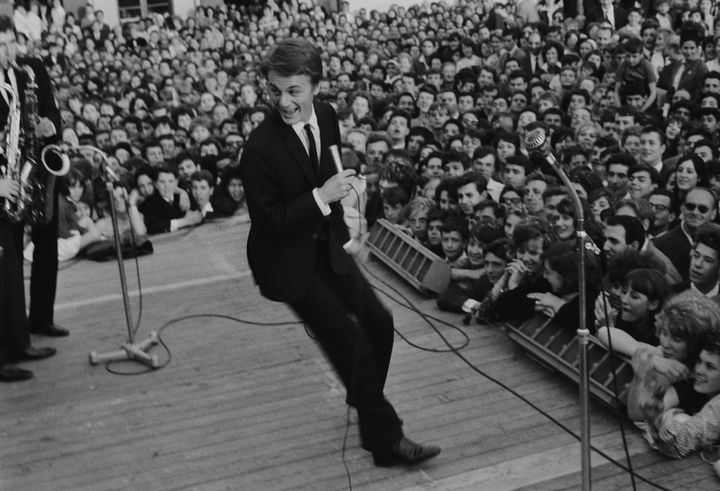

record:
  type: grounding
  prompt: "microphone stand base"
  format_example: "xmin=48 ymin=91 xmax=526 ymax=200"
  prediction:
xmin=89 ymin=331 xmax=160 ymax=368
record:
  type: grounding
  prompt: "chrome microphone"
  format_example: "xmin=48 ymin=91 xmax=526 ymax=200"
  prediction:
xmin=329 ymin=144 xmax=343 ymax=174
xmin=525 ymin=127 xmax=562 ymax=173
xmin=525 ymin=127 xmax=547 ymax=152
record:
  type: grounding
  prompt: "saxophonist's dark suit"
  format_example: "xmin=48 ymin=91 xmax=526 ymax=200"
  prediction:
xmin=0 ymin=57 xmax=62 ymax=333
xmin=240 ymin=101 xmax=404 ymax=453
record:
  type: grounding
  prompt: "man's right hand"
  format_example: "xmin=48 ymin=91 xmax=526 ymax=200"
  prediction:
xmin=0 ymin=179 xmax=20 ymax=201
xmin=184 ymin=210 xmax=203 ymax=226
xmin=317 ymin=169 xmax=357 ymax=204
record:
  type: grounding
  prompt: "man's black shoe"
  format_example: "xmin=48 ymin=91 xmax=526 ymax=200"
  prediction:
xmin=373 ymin=437 xmax=441 ymax=467
xmin=30 ymin=324 xmax=69 ymax=337
xmin=18 ymin=346 xmax=57 ymax=361
xmin=0 ymin=364 xmax=34 ymax=382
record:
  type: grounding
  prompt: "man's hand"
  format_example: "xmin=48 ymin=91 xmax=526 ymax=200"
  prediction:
xmin=184 ymin=210 xmax=203 ymax=226
xmin=317 ymin=169 xmax=357 ymax=204
xmin=36 ymin=117 xmax=57 ymax=139
xmin=0 ymin=178 xmax=20 ymax=201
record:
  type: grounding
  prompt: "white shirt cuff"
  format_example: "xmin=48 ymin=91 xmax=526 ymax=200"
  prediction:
xmin=170 ymin=219 xmax=179 ymax=232
xmin=313 ymin=188 xmax=331 ymax=216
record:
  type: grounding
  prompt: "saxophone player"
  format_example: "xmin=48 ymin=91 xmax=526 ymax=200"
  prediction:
xmin=0 ymin=16 xmax=62 ymax=381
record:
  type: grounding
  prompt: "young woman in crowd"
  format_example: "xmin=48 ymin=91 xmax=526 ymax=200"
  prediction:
xmin=595 ymin=269 xmax=671 ymax=356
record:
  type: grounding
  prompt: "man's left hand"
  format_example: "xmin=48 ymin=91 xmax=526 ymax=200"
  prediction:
xmin=36 ymin=117 xmax=57 ymax=138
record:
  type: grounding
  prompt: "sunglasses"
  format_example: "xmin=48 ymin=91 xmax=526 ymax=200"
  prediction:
xmin=651 ymin=204 xmax=669 ymax=212
xmin=502 ymin=197 xmax=523 ymax=205
xmin=684 ymin=202 xmax=711 ymax=214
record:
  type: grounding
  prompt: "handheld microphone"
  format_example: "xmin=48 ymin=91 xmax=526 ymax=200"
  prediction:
xmin=329 ymin=144 xmax=343 ymax=174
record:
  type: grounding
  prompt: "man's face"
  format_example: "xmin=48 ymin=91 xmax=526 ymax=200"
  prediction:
xmin=191 ymin=179 xmax=214 ymax=207
xmin=690 ymin=243 xmax=720 ymax=288
xmin=267 ymin=70 xmax=317 ymax=126
xmin=524 ymin=179 xmax=547 ymax=214
xmin=603 ymin=224 xmax=631 ymax=260
xmin=649 ymin=194 xmax=674 ymax=230
xmin=695 ymin=144 xmax=714 ymax=162
xmin=704 ymin=77 xmax=720 ymax=93
xmin=0 ymin=30 xmax=18 ymax=69
xmin=366 ymin=141 xmax=389 ymax=166
xmin=596 ymin=29 xmax=612 ymax=49
xmin=607 ymin=163 xmax=630 ymax=196
xmin=701 ymin=115 xmax=719 ymax=135
xmin=503 ymin=164 xmax=526 ymax=190
xmin=155 ymin=171 xmax=178 ymax=199
xmin=178 ymin=159 xmax=198 ymax=181
xmin=457 ymin=182 xmax=483 ymax=215
xmin=683 ymin=189 xmax=717 ymax=231
xmin=146 ymin=146 xmax=164 ymax=166
xmin=424 ymin=156 xmax=443 ymax=178
xmin=639 ymin=131 xmax=665 ymax=165
xmin=629 ymin=171 xmax=657 ymax=200
xmin=543 ymin=112 xmax=562 ymax=128
xmin=509 ymin=77 xmax=526 ymax=93
xmin=387 ymin=115 xmax=409 ymax=143
xmin=642 ymin=27 xmax=657 ymax=49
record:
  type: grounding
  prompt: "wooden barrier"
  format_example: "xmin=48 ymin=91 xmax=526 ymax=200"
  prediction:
xmin=503 ymin=315 xmax=634 ymax=412
xmin=366 ymin=219 xmax=451 ymax=296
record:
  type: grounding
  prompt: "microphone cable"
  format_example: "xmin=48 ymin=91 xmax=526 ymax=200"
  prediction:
xmin=363 ymin=258 xmax=670 ymax=491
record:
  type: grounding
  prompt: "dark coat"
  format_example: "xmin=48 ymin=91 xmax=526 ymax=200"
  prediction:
xmin=240 ymin=102 xmax=351 ymax=302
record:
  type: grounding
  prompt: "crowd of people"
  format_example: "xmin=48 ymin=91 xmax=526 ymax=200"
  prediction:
xmin=7 ymin=0 xmax=720 ymax=461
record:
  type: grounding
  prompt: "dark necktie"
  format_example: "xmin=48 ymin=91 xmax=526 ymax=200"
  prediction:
xmin=304 ymin=123 xmax=318 ymax=167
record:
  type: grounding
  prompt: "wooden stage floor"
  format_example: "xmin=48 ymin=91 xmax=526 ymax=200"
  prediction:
xmin=2 ymin=217 xmax=718 ymax=490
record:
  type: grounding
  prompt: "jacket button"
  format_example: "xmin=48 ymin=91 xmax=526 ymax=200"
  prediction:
xmin=311 ymin=233 xmax=319 ymax=240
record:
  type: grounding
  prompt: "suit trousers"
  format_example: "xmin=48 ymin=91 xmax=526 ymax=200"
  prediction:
xmin=289 ymin=242 xmax=403 ymax=453
xmin=11 ymin=184 xmax=59 ymax=329
xmin=0 ymin=219 xmax=30 ymax=365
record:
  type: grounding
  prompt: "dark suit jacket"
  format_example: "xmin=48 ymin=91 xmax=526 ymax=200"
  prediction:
xmin=240 ymin=102 xmax=351 ymax=302
xmin=652 ymin=224 xmax=692 ymax=284
xmin=576 ymin=1 xmax=628 ymax=29
xmin=138 ymin=191 xmax=185 ymax=235
xmin=660 ymin=59 xmax=708 ymax=97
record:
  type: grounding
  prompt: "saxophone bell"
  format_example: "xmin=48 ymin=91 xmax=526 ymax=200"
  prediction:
xmin=40 ymin=144 xmax=70 ymax=176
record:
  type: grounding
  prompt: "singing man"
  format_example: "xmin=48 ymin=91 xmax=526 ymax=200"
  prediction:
xmin=239 ymin=39 xmax=441 ymax=467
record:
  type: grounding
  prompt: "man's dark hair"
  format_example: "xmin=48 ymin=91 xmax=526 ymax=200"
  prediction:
xmin=694 ymin=223 xmax=720 ymax=254
xmin=260 ymin=38 xmax=323 ymax=85
xmin=606 ymin=214 xmax=646 ymax=249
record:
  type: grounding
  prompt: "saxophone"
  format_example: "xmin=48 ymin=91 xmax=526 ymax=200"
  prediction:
xmin=1 ymin=63 xmax=69 ymax=224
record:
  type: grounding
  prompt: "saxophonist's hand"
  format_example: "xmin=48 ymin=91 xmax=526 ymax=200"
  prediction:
xmin=36 ymin=117 xmax=57 ymax=138
xmin=0 ymin=178 xmax=20 ymax=201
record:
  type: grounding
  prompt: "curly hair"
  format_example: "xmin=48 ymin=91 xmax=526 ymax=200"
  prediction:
xmin=660 ymin=290 xmax=720 ymax=366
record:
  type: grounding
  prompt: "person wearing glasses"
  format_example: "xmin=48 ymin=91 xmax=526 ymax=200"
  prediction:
xmin=654 ymin=187 xmax=718 ymax=285
xmin=648 ymin=189 xmax=677 ymax=238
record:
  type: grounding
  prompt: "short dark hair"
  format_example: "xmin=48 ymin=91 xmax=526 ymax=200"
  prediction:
xmin=606 ymin=214 xmax=646 ymax=249
xmin=694 ymin=223 xmax=720 ymax=254
xmin=260 ymin=38 xmax=323 ymax=85
xmin=190 ymin=169 xmax=214 ymax=186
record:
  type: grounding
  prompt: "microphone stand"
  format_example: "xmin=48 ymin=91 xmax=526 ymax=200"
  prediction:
xmin=80 ymin=145 xmax=159 ymax=368
xmin=531 ymin=139 xmax=592 ymax=490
